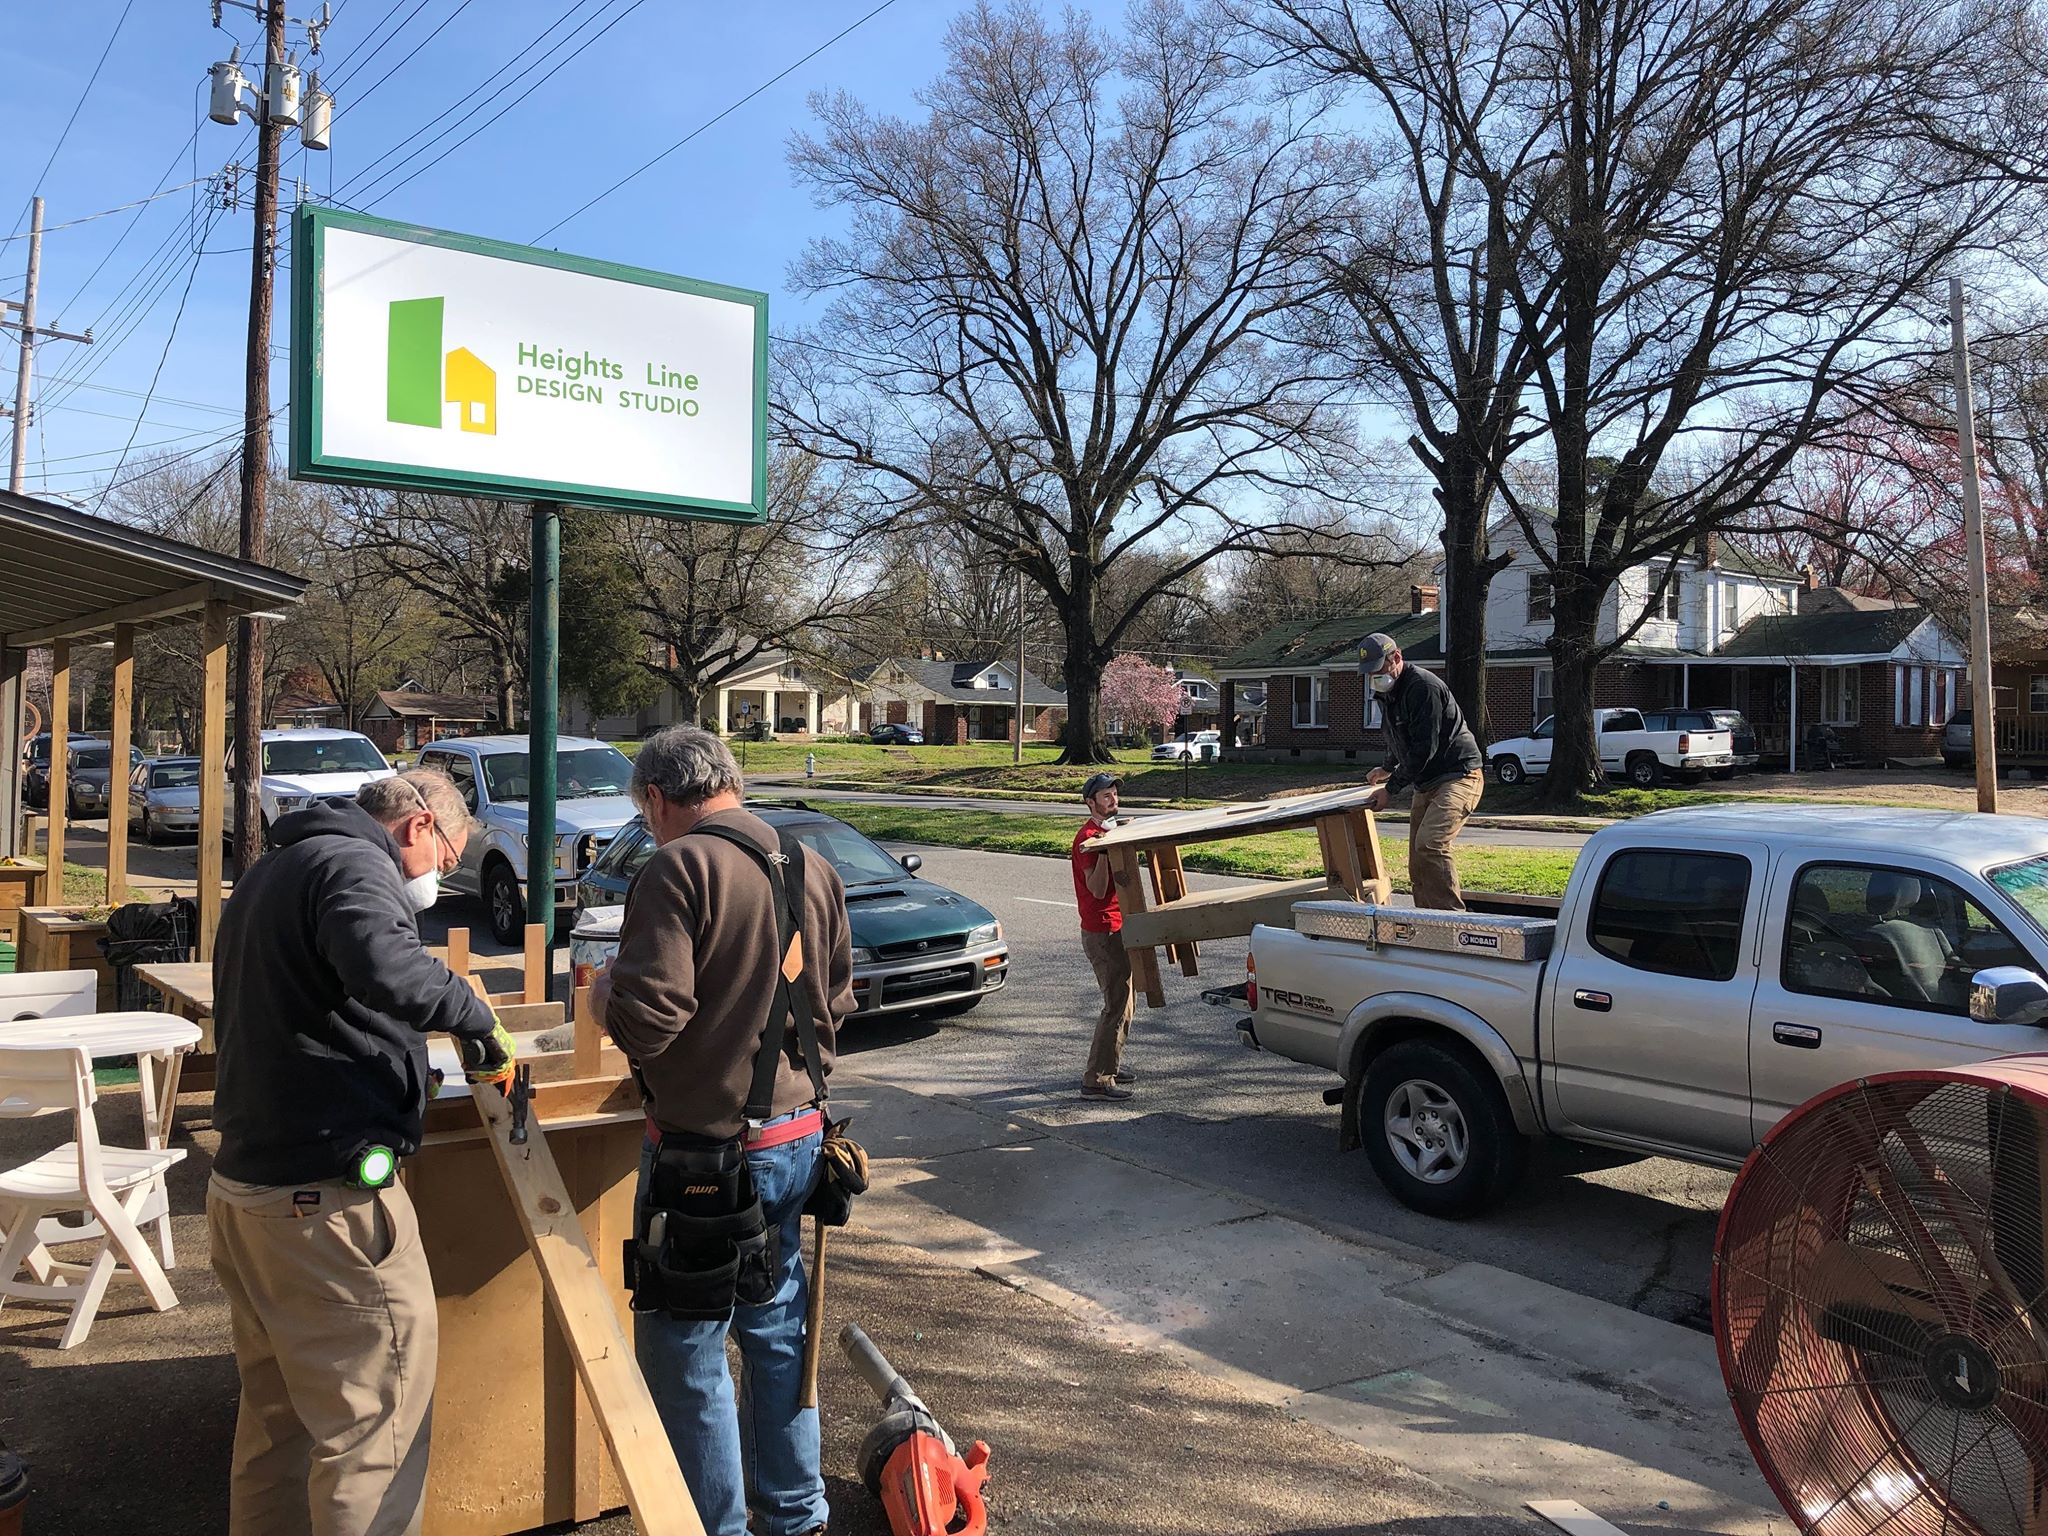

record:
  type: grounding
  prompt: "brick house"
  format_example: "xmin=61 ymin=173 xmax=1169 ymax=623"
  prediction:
xmin=852 ymin=658 xmax=1067 ymax=745
xmin=1216 ymin=528 xmax=1969 ymax=767
xmin=359 ymin=687 xmax=495 ymax=752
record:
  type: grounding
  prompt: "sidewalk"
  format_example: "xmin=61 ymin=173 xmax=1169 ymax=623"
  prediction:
xmin=833 ymin=1070 xmax=1793 ymax=1536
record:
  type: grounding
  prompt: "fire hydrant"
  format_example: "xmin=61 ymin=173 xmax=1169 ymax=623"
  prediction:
xmin=806 ymin=751 xmax=817 ymax=779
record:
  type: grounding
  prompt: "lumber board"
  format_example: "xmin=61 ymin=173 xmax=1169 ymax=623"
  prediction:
xmin=473 ymin=1083 xmax=704 ymax=1536
xmin=1152 ymin=845 xmax=1200 ymax=977
xmin=45 ymin=643 xmax=67 ymax=896
xmin=1318 ymin=810 xmax=1368 ymax=901
xmin=524 ymin=922 xmax=547 ymax=1003
xmin=1119 ymin=877 xmax=1338 ymax=949
xmin=1110 ymin=847 xmax=1165 ymax=1007
xmin=1082 ymin=785 xmax=1381 ymax=852
xmin=1348 ymin=809 xmax=1392 ymax=905
xmin=106 ymin=625 xmax=133 ymax=905
xmin=196 ymin=604 xmax=229 ymax=959
xmin=573 ymin=984 xmax=605 ymax=1079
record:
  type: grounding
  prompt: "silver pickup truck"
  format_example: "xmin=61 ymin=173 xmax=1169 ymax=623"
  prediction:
xmin=1241 ymin=806 xmax=2048 ymax=1215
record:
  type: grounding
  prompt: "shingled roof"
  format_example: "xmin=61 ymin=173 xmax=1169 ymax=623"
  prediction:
xmin=1714 ymin=606 xmax=1933 ymax=660
xmin=857 ymin=658 xmax=1067 ymax=707
xmin=1216 ymin=610 xmax=1442 ymax=673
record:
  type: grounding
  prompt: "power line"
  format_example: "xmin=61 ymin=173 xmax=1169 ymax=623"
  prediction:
xmin=0 ymin=179 xmax=212 ymax=244
xmin=326 ymin=0 xmax=476 ymax=124
xmin=106 ymin=205 xmax=224 ymax=485
xmin=5 ymin=0 xmax=138 ymax=244
xmin=533 ymin=0 xmax=902 ymax=242
xmin=360 ymin=0 xmax=652 ymax=210
xmin=324 ymin=0 xmax=431 ymax=92
xmin=329 ymin=0 xmax=610 ymax=202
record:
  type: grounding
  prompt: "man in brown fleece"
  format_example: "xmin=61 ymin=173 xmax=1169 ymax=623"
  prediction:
xmin=592 ymin=725 xmax=855 ymax=1536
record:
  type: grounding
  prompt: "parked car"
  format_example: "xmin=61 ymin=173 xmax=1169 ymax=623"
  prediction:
xmin=1488 ymin=706 xmax=1735 ymax=787
xmin=129 ymin=756 xmax=204 ymax=844
xmin=870 ymin=723 xmax=925 ymax=745
xmin=60 ymin=742 xmax=143 ymax=820
xmin=22 ymin=732 xmax=100 ymax=810
xmin=1239 ymin=805 xmax=2048 ymax=1215
xmin=417 ymin=734 xmax=638 ymax=944
xmin=1944 ymin=709 xmax=1973 ymax=770
xmin=1151 ymin=729 xmax=1222 ymax=762
xmin=225 ymin=728 xmax=395 ymax=840
xmin=1642 ymin=709 xmax=1757 ymax=777
xmin=577 ymin=801 xmax=1010 ymax=1019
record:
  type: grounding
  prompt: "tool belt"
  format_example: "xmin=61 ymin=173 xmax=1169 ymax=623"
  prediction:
xmin=624 ymin=823 xmax=834 ymax=1322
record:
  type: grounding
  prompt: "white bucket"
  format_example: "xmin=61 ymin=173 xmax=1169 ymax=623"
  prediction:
xmin=569 ymin=906 xmax=623 ymax=991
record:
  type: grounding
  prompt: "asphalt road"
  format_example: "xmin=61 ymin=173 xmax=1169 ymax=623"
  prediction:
xmin=65 ymin=814 xmax=1713 ymax=1325
xmin=834 ymin=840 xmax=1728 ymax=1334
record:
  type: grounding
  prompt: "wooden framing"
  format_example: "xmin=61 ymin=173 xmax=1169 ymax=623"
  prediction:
xmin=105 ymin=624 xmax=133 ymax=905
xmin=4 ymin=579 xmax=218 ymax=651
xmin=196 ymin=601 xmax=230 ymax=959
xmin=44 ymin=640 xmax=67 ymax=894
xmin=1087 ymin=787 xmax=1391 ymax=1007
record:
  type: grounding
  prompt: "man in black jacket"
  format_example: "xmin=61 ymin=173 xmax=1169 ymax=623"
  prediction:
xmin=1359 ymin=632 xmax=1487 ymax=911
xmin=207 ymin=770 xmax=514 ymax=1536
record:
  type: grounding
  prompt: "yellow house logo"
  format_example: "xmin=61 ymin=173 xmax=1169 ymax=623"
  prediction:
xmin=386 ymin=297 xmax=495 ymax=435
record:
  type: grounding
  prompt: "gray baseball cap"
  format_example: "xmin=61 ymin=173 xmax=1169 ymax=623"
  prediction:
xmin=1358 ymin=632 xmax=1401 ymax=673
xmin=1082 ymin=771 xmax=1122 ymax=800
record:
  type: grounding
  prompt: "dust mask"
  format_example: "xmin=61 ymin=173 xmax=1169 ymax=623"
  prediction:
xmin=401 ymin=868 xmax=441 ymax=913
xmin=1369 ymin=671 xmax=1396 ymax=695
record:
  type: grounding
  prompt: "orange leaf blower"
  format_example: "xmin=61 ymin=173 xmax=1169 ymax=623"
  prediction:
xmin=840 ymin=1323 xmax=991 ymax=1536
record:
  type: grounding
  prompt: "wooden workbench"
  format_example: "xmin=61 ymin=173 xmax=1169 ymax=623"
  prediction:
xmin=0 ymin=859 xmax=46 ymax=944
xmin=1084 ymin=787 xmax=1390 ymax=1007
xmin=410 ymin=1053 xmax=646 ymax=1535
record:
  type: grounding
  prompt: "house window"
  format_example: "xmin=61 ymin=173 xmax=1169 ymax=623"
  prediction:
xmin=1526 ymin=572 xmax=1552 ymax=624
xmin=1820 ymin=666 xmax=1859 ymax=725
xmin=1291 ymin=674 xmax=1328 ymax=729
xmin=1533 ymin=665 xmax=1554 ymax=724
xmin=1893 ymin=665 xmax=1960 ymax=727
xmin=1661 ymin=571 xmax=1681 ymax=622
xmin=2032 ymin=675 xmax=2048 ymax=714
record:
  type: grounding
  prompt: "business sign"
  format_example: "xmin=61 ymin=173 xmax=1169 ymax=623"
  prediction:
xmin=289 ymin=205 xmax=767 ymax=520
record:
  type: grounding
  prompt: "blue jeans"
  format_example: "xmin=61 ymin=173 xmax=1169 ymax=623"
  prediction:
xmin=635 ymin=1115 xmax=826 ymax=1536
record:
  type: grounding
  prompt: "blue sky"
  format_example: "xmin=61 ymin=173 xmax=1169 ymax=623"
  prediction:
xmin=0 ymin=0 xmax=1038 ymax=503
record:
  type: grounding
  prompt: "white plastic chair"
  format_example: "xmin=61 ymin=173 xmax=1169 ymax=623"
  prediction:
xmin=0 ymin=971 xmax=96 ymax=1024
xmin=0 ymin=1044 xmax=184 ymax=1349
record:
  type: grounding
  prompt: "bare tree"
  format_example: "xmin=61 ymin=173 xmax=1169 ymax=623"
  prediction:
xmin=343 ymin=491 xmax=529 ymax=727
xmin=1492 ymin=0 xmax=2034 ymax=803
xmin=777 ymin=0 xmax=1382 ymax=761
xmin=1238 ymin=0 xmax=1561 ymax=742
xmin=617 ymin=449 xmax=881 ymax=724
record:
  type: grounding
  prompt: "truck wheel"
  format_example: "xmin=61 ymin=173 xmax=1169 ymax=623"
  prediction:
xmin=485 ymin=858 xmax=524 ymax=945
xmin=1493 ymin=755 xmax=1525 ymax=786
xmin=1626 ymin=753 xmax=1663 ymax=788
xmin=1359 ymin=1039 xmax=1527 ymax=1217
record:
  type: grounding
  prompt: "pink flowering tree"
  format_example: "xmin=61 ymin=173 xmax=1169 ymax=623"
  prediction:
xmin=1100 ymin=653 xmax=1184 ymax=742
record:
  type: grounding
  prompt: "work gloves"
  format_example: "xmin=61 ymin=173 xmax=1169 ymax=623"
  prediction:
xmin=459 ymin=1017 xmax=518 ymax=1089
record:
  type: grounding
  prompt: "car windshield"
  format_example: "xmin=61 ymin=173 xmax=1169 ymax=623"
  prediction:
xmin=151 ymin=762 xmax=200 ymax=789
xmin=482 ymin=745 xmax=634 ymax=802
xmin=1990 ymin=856 xmax=2048 ymax=940
xmin=72 ymin=749 xmax=111 ymax=770
xmin=263 ymin=737 xmax=387 ymax=775
xmin=787 ymin=820 xmax=911 ymax=887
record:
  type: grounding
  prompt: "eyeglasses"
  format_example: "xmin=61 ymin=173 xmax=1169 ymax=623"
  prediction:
xmin=405 ymin=782 xmax=461 ymax=876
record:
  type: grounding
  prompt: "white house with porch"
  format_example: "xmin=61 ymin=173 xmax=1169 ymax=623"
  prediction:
xmin=567 ymin=648 xmax=856 ymax=739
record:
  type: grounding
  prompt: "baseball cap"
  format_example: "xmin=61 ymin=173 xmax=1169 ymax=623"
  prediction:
xmin=1357 ymin=632 xmax=1400 ymax=674
xmin=1082 ymin=771 xmax=1122 ymax=800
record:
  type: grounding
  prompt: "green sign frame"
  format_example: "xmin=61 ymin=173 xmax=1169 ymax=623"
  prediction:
xmin=288 ymin=204 xmax=769 ymax=521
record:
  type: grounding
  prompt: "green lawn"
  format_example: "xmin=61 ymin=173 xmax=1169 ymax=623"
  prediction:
xmin=826 ymin=804 xmax=1576 ymax=897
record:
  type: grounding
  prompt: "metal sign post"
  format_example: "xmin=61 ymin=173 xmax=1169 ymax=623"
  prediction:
xmin=527 ymin=502 xmax=561 ymax=970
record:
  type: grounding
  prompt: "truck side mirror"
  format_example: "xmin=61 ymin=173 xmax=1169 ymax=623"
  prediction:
xmin=900 ymin=854 xmax=923 ymax=873
xmin=1970 ymin=966 xmax=2048 ymax=1025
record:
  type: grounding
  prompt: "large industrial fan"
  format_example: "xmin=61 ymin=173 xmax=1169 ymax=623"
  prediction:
xmin=1716 ymin=1058 xmax=2048 ymax=1536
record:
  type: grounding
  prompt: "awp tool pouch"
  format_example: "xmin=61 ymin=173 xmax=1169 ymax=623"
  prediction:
xmin=624 ymin=825 xmax=828 ymax=1323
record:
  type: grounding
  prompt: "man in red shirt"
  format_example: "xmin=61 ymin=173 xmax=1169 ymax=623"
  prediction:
xmin=1071 ymin=772 xmax=1135 ymax=1100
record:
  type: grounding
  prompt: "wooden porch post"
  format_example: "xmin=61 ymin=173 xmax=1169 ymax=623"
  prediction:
xmin=196 ymin=602 xmax=231 ymax=959
xmin=1788 ymin=662 xmax=1799 ymax=773
xmin=0 ymin=645 xmax=22 ymax=860
xmin=106 ymin=624 xmax=134 ymax=905
xmin=45 ymin=640 xmax=69 ymax=901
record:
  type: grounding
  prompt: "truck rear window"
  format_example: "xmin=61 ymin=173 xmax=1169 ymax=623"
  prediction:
xmin=1587 ymin=850 xmax=1750 ymax=981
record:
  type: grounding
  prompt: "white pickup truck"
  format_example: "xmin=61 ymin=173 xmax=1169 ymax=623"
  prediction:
xmin=1487 ymin=706 xmax=1736 ymax=787
xmin=1239 ymin=806 xmax=2048 ymax=1215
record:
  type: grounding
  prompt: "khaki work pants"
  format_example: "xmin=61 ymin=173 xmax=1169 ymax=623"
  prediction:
xmin=208 ymin=1173 xmax=437 ymax=1536
xmin=1407 ymin=769 xmax=1486 ymax=912
xmin=1081 ymin=927 xmax=1134 ymax=1085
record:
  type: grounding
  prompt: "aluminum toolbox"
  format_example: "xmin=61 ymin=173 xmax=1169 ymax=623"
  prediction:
xmin=1293 ymin=901 xmax=1554 ymax=962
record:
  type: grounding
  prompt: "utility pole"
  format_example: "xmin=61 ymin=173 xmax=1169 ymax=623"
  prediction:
xmin=206 ymin=1 xmax=331 ymax=871
xmin=4 ymin=198 xmax=94 ymax=493
xmin=1950 ymin=276 xmax=1999 ymax=814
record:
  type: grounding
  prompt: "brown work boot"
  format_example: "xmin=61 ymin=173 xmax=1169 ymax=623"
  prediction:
xmin=1080 ymin=1079 xmax=1133 ymax=1100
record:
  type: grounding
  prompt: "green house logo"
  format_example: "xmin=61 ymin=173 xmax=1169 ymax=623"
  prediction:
xmin=386 ymin=297 xmax=495 ymax=435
